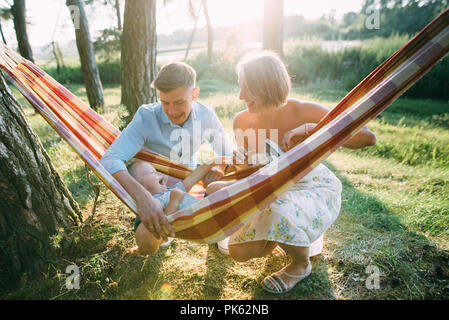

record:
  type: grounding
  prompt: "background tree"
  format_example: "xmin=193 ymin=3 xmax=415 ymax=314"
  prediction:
xmin=11 ymin=0 xmax=34 ymax=62
xmin=66 ymin=0 xmax=105 ymax=113
xmin=121 ymin=0 xmax=157 ymax=119
xmin=50 ymin=41 xmax=65 ymax=74
xmin=0 ymin=73 xmax=81 ymax=289
xmin=202 ymin=0 xmax=213 ymax=65
xmin=0 ymin=19 xmax=7 ymax=44
xmin=263 ymin=0 xmax=284 ymax=59
xmin=346 ymin=0 xmax=449 ymax=39
xmin=166 ymin=0 xmax=213 ymax=63
xmin=184 ymin=0 xmax=202 ymax=60
xmin=86 ymin=0 xmax=122 ymax=61
xmin=0 ymin=8 xmax=10 ymax=44
xmin=114 ymin=0 xmax=121 ymax=30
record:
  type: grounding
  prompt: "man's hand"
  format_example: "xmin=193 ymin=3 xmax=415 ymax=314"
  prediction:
xmin=136 ymin=190 xmax=175 ymax=242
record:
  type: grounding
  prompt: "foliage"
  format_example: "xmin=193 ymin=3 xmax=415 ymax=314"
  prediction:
xmin=342 ymin=0 xmax=449 ymax=39
xmin=284 ymin=35 xmax=449 ymax=101
xmin=93 ymin=28 xmax=121 ymax=62
xmin=44 ymin=60 xmax=121 ymax=85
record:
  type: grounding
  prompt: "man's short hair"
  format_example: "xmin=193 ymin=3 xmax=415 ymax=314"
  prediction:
xmin=151 ymin=61 xmax=197 ymax=93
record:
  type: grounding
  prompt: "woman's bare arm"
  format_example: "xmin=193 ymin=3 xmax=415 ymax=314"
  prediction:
xmin=292 ymin=101 xmax=377 ymax=149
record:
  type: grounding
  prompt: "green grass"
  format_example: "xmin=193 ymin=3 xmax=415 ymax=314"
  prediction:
xmin=3 ymin=81 xmax=449 ymax=300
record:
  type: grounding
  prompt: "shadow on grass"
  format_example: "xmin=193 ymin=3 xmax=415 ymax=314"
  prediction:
xmin=200 ymin=244 xmax=234 ymax=299
xmin=324 ymin=161 xmax=449 ymax=299
xmin=3 ymin=160 xmax=448 ymax=300
xmin=229 ymin=161 xmax=449 ymax=300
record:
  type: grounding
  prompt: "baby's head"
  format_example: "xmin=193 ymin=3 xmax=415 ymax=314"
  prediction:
xmin=128 ymin=161 xmax=168 ymax=194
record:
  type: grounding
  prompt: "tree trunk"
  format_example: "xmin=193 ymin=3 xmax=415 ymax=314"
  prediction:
xmin=0 ymin=73 xmax=81 ymax=289
xmin=0 ymin=20 xmax=7 ymax=45
xmin=66 ymin=0 xmax=105 ymax=113
xmin=121 ymin=0 xmax=157 ymax=119
xmin=51 ymin=41 xmax=61 ymax=74
xmin=115 ymin=0 xmax=122 ymax=30
xmin=56 ymin=42 xmax=66 ymax=69
xmin=51 ymin=41 xmax=66 ymax=74
xmin=184 ymin=1 xmax=202 ymax=61
xmin=11 ymin=0 xmax=34 ymax=62
xmin=202 ymin=0 xmax=213 ymax=65
xmin=263 ymin=0 xmax=284 ymax=59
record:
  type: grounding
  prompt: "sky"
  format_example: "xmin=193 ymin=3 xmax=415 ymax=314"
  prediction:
xmin=0 ymin=0 xmax=366 ymax=47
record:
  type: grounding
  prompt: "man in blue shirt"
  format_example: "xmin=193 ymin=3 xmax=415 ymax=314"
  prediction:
xmin=100 ymin=62 xmax=235 ymax=254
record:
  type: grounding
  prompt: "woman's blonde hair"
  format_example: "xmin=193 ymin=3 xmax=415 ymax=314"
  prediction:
xmin=237 ymin=51 xmax=291 ymax=107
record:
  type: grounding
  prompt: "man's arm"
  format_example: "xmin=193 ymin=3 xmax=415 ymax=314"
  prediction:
xmin=100 ymin=107 xmax=174 ymax=240
xmin=100 ymin=108 xmax=147 ymax=175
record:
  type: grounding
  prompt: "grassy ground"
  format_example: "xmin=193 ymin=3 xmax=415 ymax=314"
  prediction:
xmin=3 ymin=80 xmax=449 ymax=300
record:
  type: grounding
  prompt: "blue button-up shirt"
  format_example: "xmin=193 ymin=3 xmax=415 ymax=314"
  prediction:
xmin=100 ymin=101 xmax=235 ymax=175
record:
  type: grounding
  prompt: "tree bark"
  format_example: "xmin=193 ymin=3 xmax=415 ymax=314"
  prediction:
xmin=202 ymin=0 xmax=213 ymax=65
xmin=184 ymin=1 xmax=202 ymax=61
xmin=115 ymin=0 xmax=122 ymax=30
xmin=0 ymin=20 xmax=7 ymax=45
xmin=121 ymin=0 xmax=157 ymax=118
xmin=66 ymin=0 xmax=105 ymax=113
xmin=0 ymin=73 xmax=81 ymax=289
xmin=51 ymin=41 xmax=62 ymax=74
xmin=263 ymin=0 xmax=284 ymax=60
xmin=11 ymin=0 xmax=34 ymax=62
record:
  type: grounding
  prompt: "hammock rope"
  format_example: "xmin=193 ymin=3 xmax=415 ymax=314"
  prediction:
xmin=1 ymin=9 xmax=448 ymax=243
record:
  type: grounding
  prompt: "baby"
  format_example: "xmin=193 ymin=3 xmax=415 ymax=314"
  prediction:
xmin=127 ymin=157 xmax=233 ymax=255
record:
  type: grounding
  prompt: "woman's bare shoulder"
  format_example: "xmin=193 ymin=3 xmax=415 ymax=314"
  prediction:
xmin=233 ymin=110 xmax=251 ymax=129
xmin=286 ymin=98 xmax=327 ymax=109
xmin=286 ymin=98 xmax=330 ymax=118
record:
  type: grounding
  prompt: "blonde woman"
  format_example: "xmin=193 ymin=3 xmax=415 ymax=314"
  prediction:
xmin=227 ymin=52 xmax=377 ymax=294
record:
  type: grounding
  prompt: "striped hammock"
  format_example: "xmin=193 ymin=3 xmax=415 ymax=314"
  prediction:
xmin=0 ymin=9 xmax=448 ymax=244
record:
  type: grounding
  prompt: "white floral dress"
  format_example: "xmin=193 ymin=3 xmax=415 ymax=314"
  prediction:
xmin=229 ymin=163 xmax=342 ymax=247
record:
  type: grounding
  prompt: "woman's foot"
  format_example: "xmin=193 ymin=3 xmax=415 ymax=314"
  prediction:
xmin=261 ymin=262 xmax=312 ymax=294
xmin=272 ymin=246 xmax=287 ymax=258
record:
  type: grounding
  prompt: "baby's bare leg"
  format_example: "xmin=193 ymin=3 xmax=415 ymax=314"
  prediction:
xmin=165 ymin=188 xmax=185 ymax=215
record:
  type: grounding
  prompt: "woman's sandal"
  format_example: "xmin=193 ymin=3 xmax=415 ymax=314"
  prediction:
xmin=272 ymin=246 xmax=287 ymax=257
xmin=261 ymin=263 xmax=312 ymax=294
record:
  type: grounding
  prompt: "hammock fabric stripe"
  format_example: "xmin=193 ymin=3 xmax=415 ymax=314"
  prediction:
xmin=1 ymin=9 xmax=448 ymax=243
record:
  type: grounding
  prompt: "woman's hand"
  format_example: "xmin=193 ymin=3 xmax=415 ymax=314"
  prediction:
xmin=232 ymin=146 xmax=248 ymax=165
xmin=281 ymin=123 xmax=317 ymax=151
